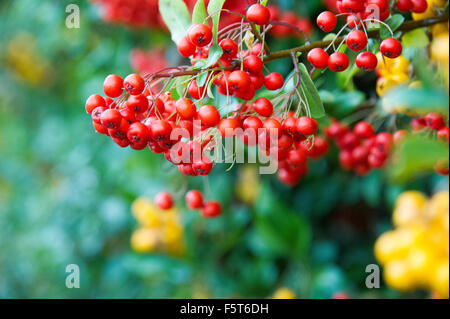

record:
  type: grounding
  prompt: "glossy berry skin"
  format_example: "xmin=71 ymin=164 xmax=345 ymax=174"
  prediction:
xmin=396 ymin=0 xmax=413 ymax=12
xmin=123 ymin=74 xmax=145 ymax=95
xmin=380 ymin=38 xmax=403 ymax=59
xmin=253 ymin=98 xmax=273 ymax=117
xmin=100 ymin=109 xmax=122 ymax=129
xmin=127 ymin=122 xmax=149 ymax=145
xmin=228 ymin=70 xmax=252 ymax=94
xmin=346 ymin=30 xmax=368 ymax=51
xmin=411 ymin=0 xmax=428 ymax=13
xmin=264 ymin=72 xmax=284 ymax=90
xmin=246 ymin=4 xmax=271 ymax=26
xmin=307 ymin=48 xmax=329 ymax=69
xmin=177 ymin=36 xmax=196 ymax=57
xmin=185 ymin=190 xmax=204 ymax=209
xmin=317 ymin=11 xmax=337 ymax=33
xmin=103 ymin=74 xmax=123 ymax=98
xmin=149 ymin=119 xmax=172 ymax=142
xmin=188 ymin=80 xmax=205 ymax=100
xmin=356 ymin=52 xmax=378 ymax=71
xmin=437 ymin=127 xmax=449 ymax=142
xmin=342 ymin=0 xmax=365 ymax=12
xmin=243 ymin=116 xmax=263 ymax=131
xmin=367 ymin=0 xmax=389 ymax=12
xmin=192 ymin=157 xmax=213 ymax=176
xmin=201 ymin=201 xmax=222 ymax=218
xmin=218 ymin=118 xmax=240 ymax=137
xmin=354 ymin=121 xmax=375 ymax=139
xmin=85 ymin=94 xmax=106 ymax=114
xmin=393 ymin=130 xmax=408 ymax=144
xmin=154 ymin=192 xmax=173 ymax=210
xmin=188 ymin=24 xmax=212 ymax=47
xmin=296 ymin=116 xmax=318 ymax=136
xmin=176 ymin=98 xmax=197 ymax=120
xmin=425 ymin=113 xmax=445 ymax=130
xmin=92 ymin=106 xmax=106 ymax=124
xmin=126 ymin=94 xmax=149 ymax=113
xmin=243 ymin=55 xmax=264 ymax=75
xmin=328 ymin=52 xmax=349 ymax=72
xmin=220 ymin=38 xmax=238 ymax=60
xmin=198 ymin=105 xmax=220 ymax=128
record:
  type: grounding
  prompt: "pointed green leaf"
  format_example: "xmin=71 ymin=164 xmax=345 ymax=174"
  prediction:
xmin=192 ymin=0 xmax=207 ymax=25
xmin=298 ymin=63 xmax=326 ymax=119
xmin=381 ymin=14 xmax=404 ymax=40
xmin=402 ymin=28 xmax=430 ymax=48
xmin=159 ymin=0 xmax=191 ymax=44
xmin=207 ymin=0 xmax=226 ymax=43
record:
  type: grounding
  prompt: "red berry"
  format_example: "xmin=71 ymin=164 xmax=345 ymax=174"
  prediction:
xmin=437 ymin=127 xmax=449 ymax=142
xmin=354 ymin=121 xmax=375 ymax=139
xmin=307 ymin=48 xmax=329 ymax=69
xmin=201 ymin=201 xmax=222 ymax=218
xmin=92 ymin=106 xmax=106 ymax=124
xmin=103 ymin=74 xmax=123 ymax=98
xmin=93 ymin=121 xmax=108 ymax=135
xmin=188 ymin=24 xmax=212 ymax=47
xmin=127 ymin=122 xmax=149 ymax=145
xmin=188 ymin=80 xmax=205 ymax=100
xmin=253 ymin=98 xmax=274 ymax=117
xmin=149 ymin=119 xmax=172 ymax=142
xmin=367 ymin=0 xmax=389 ymax=12
xmin=411 ymin=0 xmax=428 ymax=13
xmin=356 ymin=52 xmax=378 ymax=71
xmin=218 ymin=118 xmax=240 ymax=137
xmin=347 ymin=15 xmax=360 ymax=28
xmin=123 ymin=74 xmax=145 ymax=95
xmin=100 ymin=109 xmax=122 ymax=129
xmin=243 ymin=55 xmax=264 ymax=75
xmin=411 ymin=117 xmax=426 ymax=131
xmin=228 ymin=70 xmax=252 ymax=94
xmin=287 ymin=148 xmax=308 ymax=166
xmin=264 ymin=72 xmax=284 ymax=90
xmin=380 ymin=38 xmax=402 ymax=59
xmin=185 ymin=190 xmax=204 ymax=209
xmin=346 ymin=30 xmax=368 ymax=51
xmin=197 ymin=105 xmax=220 ymax=128
xmin=192 ymin=157 xmax=213 ymax=176
xmin=246 ymin=4 xmax=271 ymax=26
xmin=317 ymin=11 xmax=337 ymax=32
xmin=220 ymin=38 xmax=238 ymax=60
xmin=282 ymin=117 xmax=298 ymax=136
xmin=177 ymin=36 xmax=196 ymax=57
xmin=126 ymin=94 xmax=149 ymax=113
xmin=393 ymin=130 xmax=408 ymax=144
xmin=108 ymin=118 xmax=129 ymax=140
xmin=296 ymin=116 xmax=318 ymax=136
xmin=396 ymin=0 xmax=413 ymax=12
xmin=425 ymin=112 xmax=445 ymax=130
xmin=155 ymin=192 xmax=173 ymax=210
xmin=243 ymin=116 xmax=263 ymax=131
xmin=339 ymin=149 xmax=356 ymax=170
xmin=328 ymin=52 xmax=349 ymax=72
xmin=176 ymin=98 xmax=197 ymax=120
xmin=342 ymin=0 xmax=365 ymax=12
xmin=85 ymin=94 xmax=106 ymax=114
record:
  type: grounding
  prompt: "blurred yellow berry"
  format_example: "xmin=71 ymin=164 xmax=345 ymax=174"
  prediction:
xmin=384 ymin=260 xmax=415 ymax=292
xmin=405 ymin=246 xmax=436 ymax=286
xmin=392 ymin=191 xmax=428 ymax=227
xmin=431 ymin=33 xmax=449 ymax=64
xmin=131 ymin=228 xmax=159 ymax=253
xmin=430 ymin=260 xmax=449 ymax=299
xmin=432 ymin=23 xmax=449 ymax=37
xmin=377 ymin=77 xmax=398 ymax=97
xmin=272 ymin=287 xmax=296 ymax=299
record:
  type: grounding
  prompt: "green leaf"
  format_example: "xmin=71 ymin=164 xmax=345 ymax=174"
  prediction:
xmin=159 ymin=0 xmax=191 ymax=44
xmin=390 ymin=136 xmax=449 ymax=182
xmin=381 ymin=14 xmax=404 ymax=40
xmin=298 ymin=63 xmax=326 ymax=119
xmin=192 ymin=0 xmax=207 ymax=25
xmin=402 ymin=29 xmax=430 ymax=48
xmin=207 ymin=0 xmax=226 ymax=43
xmin=203 ymin=43 xmax=223 ymax=68
xmin=381 ymin=87 xmax=449 ymax=116
xmin=197 ymin=72 xmax=209 ymax=87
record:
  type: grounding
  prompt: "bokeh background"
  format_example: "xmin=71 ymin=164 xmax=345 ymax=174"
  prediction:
xmin=0 ymin=0 xmax=448 ymax=299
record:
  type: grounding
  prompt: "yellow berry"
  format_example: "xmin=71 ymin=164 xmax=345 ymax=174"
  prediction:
xmin=430 ymin=260 xmax=449 ymax=299
xmin=431 ymin=33 xmax=449 ymax=64
xmin=272 ymin=287 xmax=296 ymax=299
xmin=130 ymin=228 xmax=159 ymax=253
xmin=384 ymin=260 xmax=416 ymax=292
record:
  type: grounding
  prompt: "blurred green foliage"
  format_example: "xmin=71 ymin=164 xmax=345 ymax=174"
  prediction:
xmin=0 ymin=0 xmax=448 ymax=299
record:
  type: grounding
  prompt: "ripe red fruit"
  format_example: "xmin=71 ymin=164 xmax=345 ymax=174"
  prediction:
xmin=411 ymin=117 xmax=426 ymax=131
xmin=228 ymin=70 xmax=252 ymax=94
xmin=253 ymin=98 xmax=274 ymax=117
xmin=201 ymin=201 xmax=222 ymax=218
xmin=437 ymin=127 xmax=449 ymax=142
xmin=328 ymin=52 xmax=349 ymax=72
xmin=243 ymin=55 xmax=264 ymax=75
xmin=396 ymin=0 xmax=413 ymax=12
xmin=367 ymin=0 xmax=389 ymax=12
xmin=317 ymin=11 xmax=337 ymax=32
xmin=188 ymin=80 xmax=205 ymax=100
xmin=123 ymin=74 xmax=145 ymax=95
xmin=356 ymin=52 xmax=378 ymax=71
xmin=263 ymin=118 xmax=282 ymax=136
xmin=126 ymin=94 xmax=149 ymax=113
xmin=246 ymin=4 xmax=271 ymax=26
xmin=411 ymin=0 xmax=428 ymax=13
xmin=346 ymin=30 xmax=368 ymax=51
xmin=92 ymin=106 xmax=106 ymax=124
xmin=85 ymin=94 xmax=106 ymax=114
xmin=93 ymin=121 xmax=108 ymax=135
xmin=339 ymin=149 xmax=355 ymax=170
xmin=155 ymin=192 xmax=173 ymax=210
xmin=347 ymin=15 xmax=360 ymax=28
xmin=354 ymin=121 xmax=375 ymax=139
xmin=393 ymin=130 xmax=408 ymax=144
xmin=243 ymin=116 xmax=263 ymax=131
xmin=220 ymin=38 xmax=238 ymax=60
xmin=103 ymin=74 xmax=123 ymax=98
xmin=108 ymin=118 xmax=130 ymax=139
xmin=264 ymin=72 xmax=284 ymax=90
xmin=374 ymin=132 xmax=393 ymax=153
xmin=425 ymin=112 xmax=445 ymax=130
xmin=380 ymin=38 xmax=403 ymax=59
xmin=342 ymin=0 xmax=365 ymax=12
xmin=307 ymin=48 xmax=329 ymax=69
xmin=177 ymin=36 xmax=196 ymax=57
xmin=100 ymin=109 xmax=122 ymax=129
xmin=192 ymin=157 xmax=213 ymax=175
xmin=185 ymin=190 xmax=204 ymax=209
xmin=287 ymin=148 xmax=308 ymax=166
xmin=127 ymin=122 xmax=149 ymax=145
xmin=218 ymin=118 xmax=240 ymax=137
xmin=296 ymin=116 xmax=318 ymax=136
xmin=176 ymin=98 xmax=197 ymax=120
xmin=149 ymin=119 xmax=172 ymax=142
xmin=188 ymin=24 xmax=212 ymax=47
xmin=282 ymin=117 xmax=298 ymax=136
xmin=198 ymin=105 xmax=220 ymax=128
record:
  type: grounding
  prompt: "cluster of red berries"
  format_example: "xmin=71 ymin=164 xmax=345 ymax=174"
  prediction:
xmin=326 ymin=120 xmax=393 ymax=175
xmin=337 ymin=0 xmax=427 ymax=20
xmin=154 ymin=190 xmax=222 ymax=218
xmin=266 ymin=5 xmax=314 ymax=37
xmin=308 ymin=8 xmax=403 ymax=73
